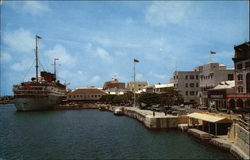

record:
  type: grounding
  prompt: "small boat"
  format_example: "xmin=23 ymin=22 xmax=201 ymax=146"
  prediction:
xmin=113 ymin=108 xmax=124 ymax=115
xmin=99 ymin=106 xmax=106 ymax=111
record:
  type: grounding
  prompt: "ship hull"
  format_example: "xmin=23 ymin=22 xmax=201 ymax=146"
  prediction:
xmin=14 ymin=95 xmax=64 ymax=111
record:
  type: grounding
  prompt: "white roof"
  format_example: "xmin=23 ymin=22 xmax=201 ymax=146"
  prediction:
xmin=212 ymin=80 xmax=235 ymax=90
xmin=154 ymin=83 xmax=174 ymax=89
xmin=187 ymin=113 xmax=232 ymax=123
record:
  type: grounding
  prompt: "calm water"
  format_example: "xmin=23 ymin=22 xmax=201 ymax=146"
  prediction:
xmin=0 ymin=104 xmax=233 ymax=159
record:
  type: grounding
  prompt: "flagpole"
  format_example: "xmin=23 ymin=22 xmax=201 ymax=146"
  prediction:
xmin=133 ymin=60 xmax=136 ymax=108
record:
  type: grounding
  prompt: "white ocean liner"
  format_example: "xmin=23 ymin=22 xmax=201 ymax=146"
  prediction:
xmin=12 ymin=35 xmax=67 ymax=111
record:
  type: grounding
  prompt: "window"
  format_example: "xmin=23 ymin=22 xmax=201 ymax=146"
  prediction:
xmin=186 ymin=91 xmax=188 ymax=95
xmin=237 ymin=63 xmax=243 ymax=70
xmin=238 ymin=74 xmax=243 ymax=81
xmin=174 ymin=76 xmax=175 ymax=80
xmin=196 ymin=75 xmax=199 ymax=79
xmin=69 ymin=95 xmax=71 ymax=98
xmin=238 ymin=86 xmax=243 ymax=93
xmin=245 ymin=61 xmax=250 ymax=68
xmin=190 ymin=75 xmax=194 ymax=79
xmin=185 ymin=75 xmax=188 ymax=79
xmin=185 ymin=83 xmax=188 ymax=87
xmin=176 ymin=76 xmax=178 ymax=79
xmin=190 ymin=83 xmax=194 ymax=87
xmin=196 ymin=83 xmax=199 ymax=87
xmin=228 ymin=74 xmax=234 ymax=80
xmin=190 ymin=91 xmax=195 ymax=95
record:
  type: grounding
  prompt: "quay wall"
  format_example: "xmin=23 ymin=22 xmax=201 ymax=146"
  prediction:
xmin=233 ymin=123 xmax=250 ymax=158
xmin=123 ymin=109 xmax=178 ymax=129
xmin=55 ymin=103 xmax=249 ymax=159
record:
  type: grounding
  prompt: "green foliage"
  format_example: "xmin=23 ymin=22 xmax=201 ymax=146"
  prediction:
xmin=137 ymin=93 xmax=161 ymax=105
xmin=137 ymin=87 xmax=184 ymax=106
xmin=160 ymin=87 xmax=183 ymax=106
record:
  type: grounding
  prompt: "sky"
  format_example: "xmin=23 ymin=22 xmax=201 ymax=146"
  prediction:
xmin=1 ymin=1 xmax=249 ymax=95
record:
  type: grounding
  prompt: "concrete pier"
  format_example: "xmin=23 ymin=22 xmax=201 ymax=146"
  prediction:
xmin=124 ymin=107 xmax=178 ymax=129
xmin=187 ymin=128 xmax=213 ymax=140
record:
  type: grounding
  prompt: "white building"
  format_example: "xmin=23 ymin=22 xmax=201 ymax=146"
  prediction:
xmin=199 ymin=62 xmax=234 ymax=106
xmin=67 ymin=87 xmax=106 ymax=101
xmin=173 ymin=71 xmax=200 ymax=104
xmin=127 ymin=81 xmax=148 ymax=92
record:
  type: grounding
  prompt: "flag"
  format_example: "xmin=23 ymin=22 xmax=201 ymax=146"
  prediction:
xmin=134 ymin=59 xmax=139 ymax=63
xmin=210 ymin=51 xmax=216 ymax=54
xmin=36 ymin=35 xmax=42 ymax=39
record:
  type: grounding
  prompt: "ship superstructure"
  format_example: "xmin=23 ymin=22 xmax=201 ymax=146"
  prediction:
xmin=12 ymin=35 xmax=67 ymax=111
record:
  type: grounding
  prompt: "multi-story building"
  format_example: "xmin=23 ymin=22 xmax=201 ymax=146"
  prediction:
xmin=103 ymin=78 xmax=125 ymax=90
xmin=153 ymin=83 xmax=174 ymax=94
xmin=127 ymin=81 xmax=148 ymax=92
xmin=173 ymin=71 xmax=200 ymax=104
xmin=199 ymin=62 xmax=235 ymax=106
xmin=143 ymin=83 xmax=174 ymax=94
xmin=103 ymin=78 xmax=126 ymax=95
xmin=67 ymin=87 xmax=106 ymax=101
xmin=208 ymin=80 xmax=235 ymax=111
xmin=227 ymin=42 xmax=250 ymax=109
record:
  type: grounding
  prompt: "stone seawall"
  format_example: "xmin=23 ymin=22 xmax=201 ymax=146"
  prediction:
xmin=54 ymin=103 xmax=99 ymax=110
xmin=103 ymin=105 xmax=178 ymax=129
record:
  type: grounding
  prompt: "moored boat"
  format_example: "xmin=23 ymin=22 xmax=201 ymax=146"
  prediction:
xmin=12 ymin=35 xmax=67 ymax=111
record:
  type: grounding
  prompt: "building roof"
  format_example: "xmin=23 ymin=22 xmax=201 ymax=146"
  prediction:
xmin=103 ymin=79 xmax=125 ymax=90
xmin=187 ymin=113 xmax=232 ymax=123
xmin=69 ymin=88 xmax=106 ymax=95
xmin=212 ymin=80 xmax=235 ymax=90
xmin=154 ymin=83 xmax=174 ymax=89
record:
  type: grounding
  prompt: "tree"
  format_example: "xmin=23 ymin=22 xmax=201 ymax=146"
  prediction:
xmin=160 ymin=87 xmax=183 ymax=106
xmin=137 ymin=93 xmax=161 ymax=105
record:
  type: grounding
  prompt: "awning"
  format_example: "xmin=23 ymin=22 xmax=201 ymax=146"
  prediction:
xmin=187 ymin=113 xmax=232 ymax=123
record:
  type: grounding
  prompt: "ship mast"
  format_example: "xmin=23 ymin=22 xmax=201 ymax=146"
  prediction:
xmin=35 ymin=35 xmax=42 ymax=82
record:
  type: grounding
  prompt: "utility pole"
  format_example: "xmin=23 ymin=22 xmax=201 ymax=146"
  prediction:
xmin=133 ymin=58 xmax=139 ymax=107
xmin=35 ymin=35 xmax=42 ymax=82
xmin=133 ymin=60 xmax=136 ymax=107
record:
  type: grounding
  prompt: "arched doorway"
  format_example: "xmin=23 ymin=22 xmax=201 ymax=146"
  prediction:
xmin=245 ymin=99 xmax=250 ymax=108
xmin=247 ymin=73 xmax=250 ymax=93
xmin=237 ymin=99 xmax=244 ymax=108
xmin=228 ymin=99 xmax=235 ymax=109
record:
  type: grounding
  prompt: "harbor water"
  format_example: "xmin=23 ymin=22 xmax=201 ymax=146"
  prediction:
xmin=0 ymin=104 xmax=233 ymax=159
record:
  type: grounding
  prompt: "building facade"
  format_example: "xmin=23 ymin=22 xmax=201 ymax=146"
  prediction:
xmin=227 ymin=42 xmax=250 ymax=109
xmin=199 ymin=62 xmax=235 ymax=106
xmin=173 ymin=71 xmax=200 ymax=104
xmin=67 ymin=87 xmax=106 ymax=101
xmin=127 ymin=81 xmax=148 ymax=92
xmin=103 ymin=78 xmax=126 ymax=95
xmin=208 ymin=81 xmax=235 ymax=111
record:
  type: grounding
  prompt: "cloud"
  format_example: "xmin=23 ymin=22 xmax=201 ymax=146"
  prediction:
xmin=1 ymin=52 xmax=12 ymax=63
xmin=44 ymin=45 xmax=77 ymax=67
xmin=95 ymin=47 xmax=113 ymax=63
xmin=59 ymin=70 xmax=86 ymax=89
xmin=145 ymin=1 xmax=191 ymax=27
xmin=23 ymin=1 xmax=50 ymax=16
xmin=3 ymin=28 xmax=34 ymax=53
xmin=10 ymin=57 xmax=34 ymax=71
xmin=91 ymin=36 xmax=141 ymax=48
xmin=89 ymin=75 xmax=101 ymax=84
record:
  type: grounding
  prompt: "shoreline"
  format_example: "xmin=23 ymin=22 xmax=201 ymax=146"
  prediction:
xmin=54 ymin=103 xmax=249 ymax=160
